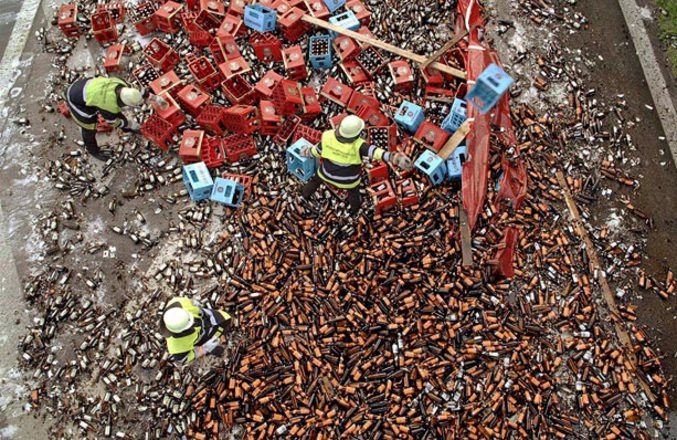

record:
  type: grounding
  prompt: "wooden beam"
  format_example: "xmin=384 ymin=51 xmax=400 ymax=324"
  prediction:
xmin=556 ymin=171 xmax=656 ymax=403
xmin=437 ymin=120 xmax=470 ymax=160
xmin=419 ymin=30 xmax=468 ymax=71
xmin=459 ymin=207 xmax=473 ymax=267
xmin=301 ymin=15 xmax=467 ymax=80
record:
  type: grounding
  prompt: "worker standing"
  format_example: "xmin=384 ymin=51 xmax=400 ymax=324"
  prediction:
xmin=64 ymin=76 xmax=143 ymax=161
xmin=159 ymin=297 xmax=236 ymax=364
xmin=300 ymin=115 xmax=412 ymax=215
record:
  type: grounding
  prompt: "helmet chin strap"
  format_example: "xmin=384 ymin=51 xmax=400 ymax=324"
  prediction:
xmin=335 ymin=128 xmax=359 ymax=144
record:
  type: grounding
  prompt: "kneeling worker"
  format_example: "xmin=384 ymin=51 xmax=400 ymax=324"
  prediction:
xmin=300 ymin=115 xmax=413 ymax=215
xmin=65 ymin=76 xmax=143 ymax=161
xmin=159 ymin=297 xmax=235 ymax=364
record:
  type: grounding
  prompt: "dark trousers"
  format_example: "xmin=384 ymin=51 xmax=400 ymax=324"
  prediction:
xmin=81 ymin=128 xmax=100 ymax=156
xmin=302 ymin=175 xmax=361 ymax=215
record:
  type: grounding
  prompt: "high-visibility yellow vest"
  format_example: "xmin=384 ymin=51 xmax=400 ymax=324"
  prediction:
xmin=320 ymin=130 xmax=364 ymax=165
xmin=165 ymin=297 xmax=202 ymax=362
xmin=85 ymin=77 xmax=128 ymax=115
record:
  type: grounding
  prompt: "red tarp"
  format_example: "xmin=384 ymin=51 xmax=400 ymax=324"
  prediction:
xmin=489 ymin=226 xmax=518 ymax=278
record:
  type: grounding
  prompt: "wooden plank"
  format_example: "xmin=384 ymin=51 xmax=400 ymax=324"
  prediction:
xmin=556 ymin=171 xmax=656 ymax=403
xmin=437 ymin=120 xmax=470 ymax=160
xmin=459 ymin=207 xmax=472 ymax=267
xmin=419 ymin=30 xmax=468 ymax=71
xmin=301 ymin=15 xmax=467 ymax=80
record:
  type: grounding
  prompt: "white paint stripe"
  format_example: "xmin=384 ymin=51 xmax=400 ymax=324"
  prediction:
xmin=0 ymin=0 xmax=42 ymax=105
xmin=616 ymin=0 xmax=677 ymax=166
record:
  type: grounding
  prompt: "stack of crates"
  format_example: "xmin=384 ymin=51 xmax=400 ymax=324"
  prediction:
xmin=441 ymin=98 xmax=467 ymax=133
xmin=309 ymin=35 xmax=332 ymax=69
xmin=182 ymin=162 xmax=214 ymax=201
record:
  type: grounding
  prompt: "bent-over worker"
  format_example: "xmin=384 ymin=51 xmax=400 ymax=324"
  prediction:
xmin=159 ymin=297 xmax=235 ymax=364
xmin=64 ymin=76 xmax=143 ymax=161
xmin=300 ymin=115 xmax=413 ymax=215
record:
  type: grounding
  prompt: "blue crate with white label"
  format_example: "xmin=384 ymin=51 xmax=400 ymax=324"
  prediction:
xmin=466 ymin=63 xmax=513 ymax=114
xmin=415 ymin=149 xmax=446 ymax=186
xmin=394 ymin=101 xmax=425 ymax=133
xmin=328 ymin=11 xmax=360 ymax=39
xmin=182 ymin=162 xmax=214 ymax=201
xmin=210 ymin=178 xmax=245 ymax=208
xmin=323 ymin=0 xmax=346 ymax=13
xmin=244 ymin=4 xmax=277 ymax=32
xmin=309 ymin=35 xmax=333 ymax=69
xmin=441 ymin=98 xmax=467 ymax=133
xmin=446 ymin=145 xmax=467 ymax=181
xmin=287 ymin=138 xmax=317 ymax=182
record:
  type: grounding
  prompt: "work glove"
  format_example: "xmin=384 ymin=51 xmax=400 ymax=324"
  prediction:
xmin=300 ymin=146 xmax=314 ymax=157
xmin=201 ymin=337 xmax=220 ymax=354
xmin=390 ymin=152 xmax=413 ymax=171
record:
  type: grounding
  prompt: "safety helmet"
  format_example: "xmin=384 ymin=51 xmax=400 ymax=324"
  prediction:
xmin=163 ymin=308 xmax=194 ymax=334
xmin=338 ymin=115 xmax=365 ymax=139
xmin=120 ymin=87 xmax=143 ymax=107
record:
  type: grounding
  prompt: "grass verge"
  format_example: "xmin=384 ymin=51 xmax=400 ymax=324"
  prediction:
xmin=657 ymin=0 xmax=677 ymax=77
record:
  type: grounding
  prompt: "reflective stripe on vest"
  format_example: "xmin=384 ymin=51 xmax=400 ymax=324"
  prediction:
xmin=320 ymin=130 xmax=364 ymax=165
xmin=165 ymin=297 xmax=202 ymax=360
xmin=85 ymin=77 xmax=127 ymax=115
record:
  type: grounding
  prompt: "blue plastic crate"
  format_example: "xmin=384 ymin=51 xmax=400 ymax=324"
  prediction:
xmin=287 ymin=138 xmax=317 ymax=182
xmin=441 ymin=98 xmax=467 ymax=133
xmin=182 ymin=162 xmax=214 ymax=201
xmin=466 ymin=63 xmax=513 ymax=114
xmin=244 ymin=5 xmax=277 ymax=32
xmin=394 ymin=101 xmax=425 ymax=133
xmin=446 ymin=145 xmax=467 ymax=181
xmin=415 ymin=150 xmax=446 ymax=186
xmin=323 ymin=0 xmax=346 ymax=13
xmin=309 ymin=35 xmax=333 ymax=69
xmin=328 ymin=11 xmax=360 ymax=39
xmin=210 ymin=178 xmax=245 ymax=208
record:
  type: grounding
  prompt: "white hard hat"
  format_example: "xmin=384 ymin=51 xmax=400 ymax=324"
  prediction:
xmin=338 ymin=115 xmax=365 ymax=139
xmin=120 ymin=87 xmax=143 ymax=107
xmin=163 ymin=308 xmax=194 ymax=334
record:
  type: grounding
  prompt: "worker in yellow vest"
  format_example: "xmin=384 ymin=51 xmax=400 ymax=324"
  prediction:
xmin=159 ymin=297 xmax=235 ymax=363
xmin=64 ymin=76 xmax=143 ymax=161
xmin=300 ymin=115 xmax=413 ymax=215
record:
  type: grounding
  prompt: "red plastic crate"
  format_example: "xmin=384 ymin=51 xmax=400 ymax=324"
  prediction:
xmin=347 ymin=91 xmax=379 ymax=114
xmin=255 ymin=71 xmax=284 ymax=99
xmin=144 ymin=38 xmax=180 ymax=72
xmin=188 ymin=57 xmax=222 ymax=92
xmin=369 ymin=180 xmax=397 ymax=215
xmin=179 ymin=129 xmax=205 ymax=164
xmin=131 ymin=2 xmax=157 ymax=35
xmin=329 ymin=112 xmax=349 ymax=129
xmin=176 ymin=84 xmax=212 ymax=117
xmin=355 ymin=104 xmax=389 ymax=127
xmin=422 ymin=66 xmax=444 ymax=86
xmin=271 ymin=79 xmax=303 ymax=116
xmin=103 ymin=44 xmax=126 ymax=73
xmin=413 ymin=121 xmax=449 ymax=153
xmin=221 ymin=173 xmax=253 ymax=196
xmin=152 ymin=93 xmax=186 ymax=129
xmin=250 ymin=32 xmax=283 ymax=63
xmin=153 ymin=1 xmax=184 ymax=33
xmin=367 ymin=163 xmax=389 ymax=185
xmin=201 ymin=136 xmax=227 ymax=169
xmin=273 ymin=115 xmax=301 ymax=146
xmin=340 ymin=60 xmax=369 ymax=85
xmin=223 ymin=134 xmax=257 ymax=163
xmin=300 ymin=87 xmax=321 ymax=121
xmin=334 ymin=35 xmax=360 ymax=61
xmin=196 ymin=105 xmax=227 ymax=135
xmin=57 ymin=3 xmax=80 ymax=38
xmin=221 ymin=74 xmax=255 ymax=104
xmin=141 ymin=115 xmax=176 ymax=151
xmin=283 ymin=45 xmax=307 ymax=80
xmin=216 ymin=14 xmax=243 ymax=37
xmin=292 ymin=124 xmax=322 ymax=145
xmin=367 ymin=124 xmax=398 ymax=150
xmin=278 ymin=7 xmax=310 ymax=42
xmin=397 ymin=178 xmax=419 ymax=208
xmin=96 ymin=1 xmax=126 ymax=23
xmin=210 ymin=34 xmax=241 ymax=64
xmin=217 ymin=57 xmax=251 ymax=79
xmin=355 ymin=46 xmax=385 ymax=79
xmin=187 ymin=23 xmax=214 ymax=48
xmin=227 ymin=0 xmax=250 ymax=16
xmin=197 ymin=0 xmax=225 ymax=29
xmin=346 ymin=0 xmax=370 ymax=26
xmin=91 ymin=11 xmax=118 ymax=45
xmin=272 ymin=0 xmax=293 ymax=14
xmin=259 ymin=100 xmax=281 ymax=135
xmin=388 ymin=60 xmax=414 ymax=92
xmin=132 ymin=62 xmax=160 ymax=88
xmin=222 ymin=105 xmax=258 ymax=134
xmin=424 ymin=86 xmax=455 ymax=103
xmin=304 ymin=0 xmax=330 ymax=19
xmin=320 ymin=77 xmax=353 ymax=107
xmin=150 ymin=70 xmax=182 ymax=97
